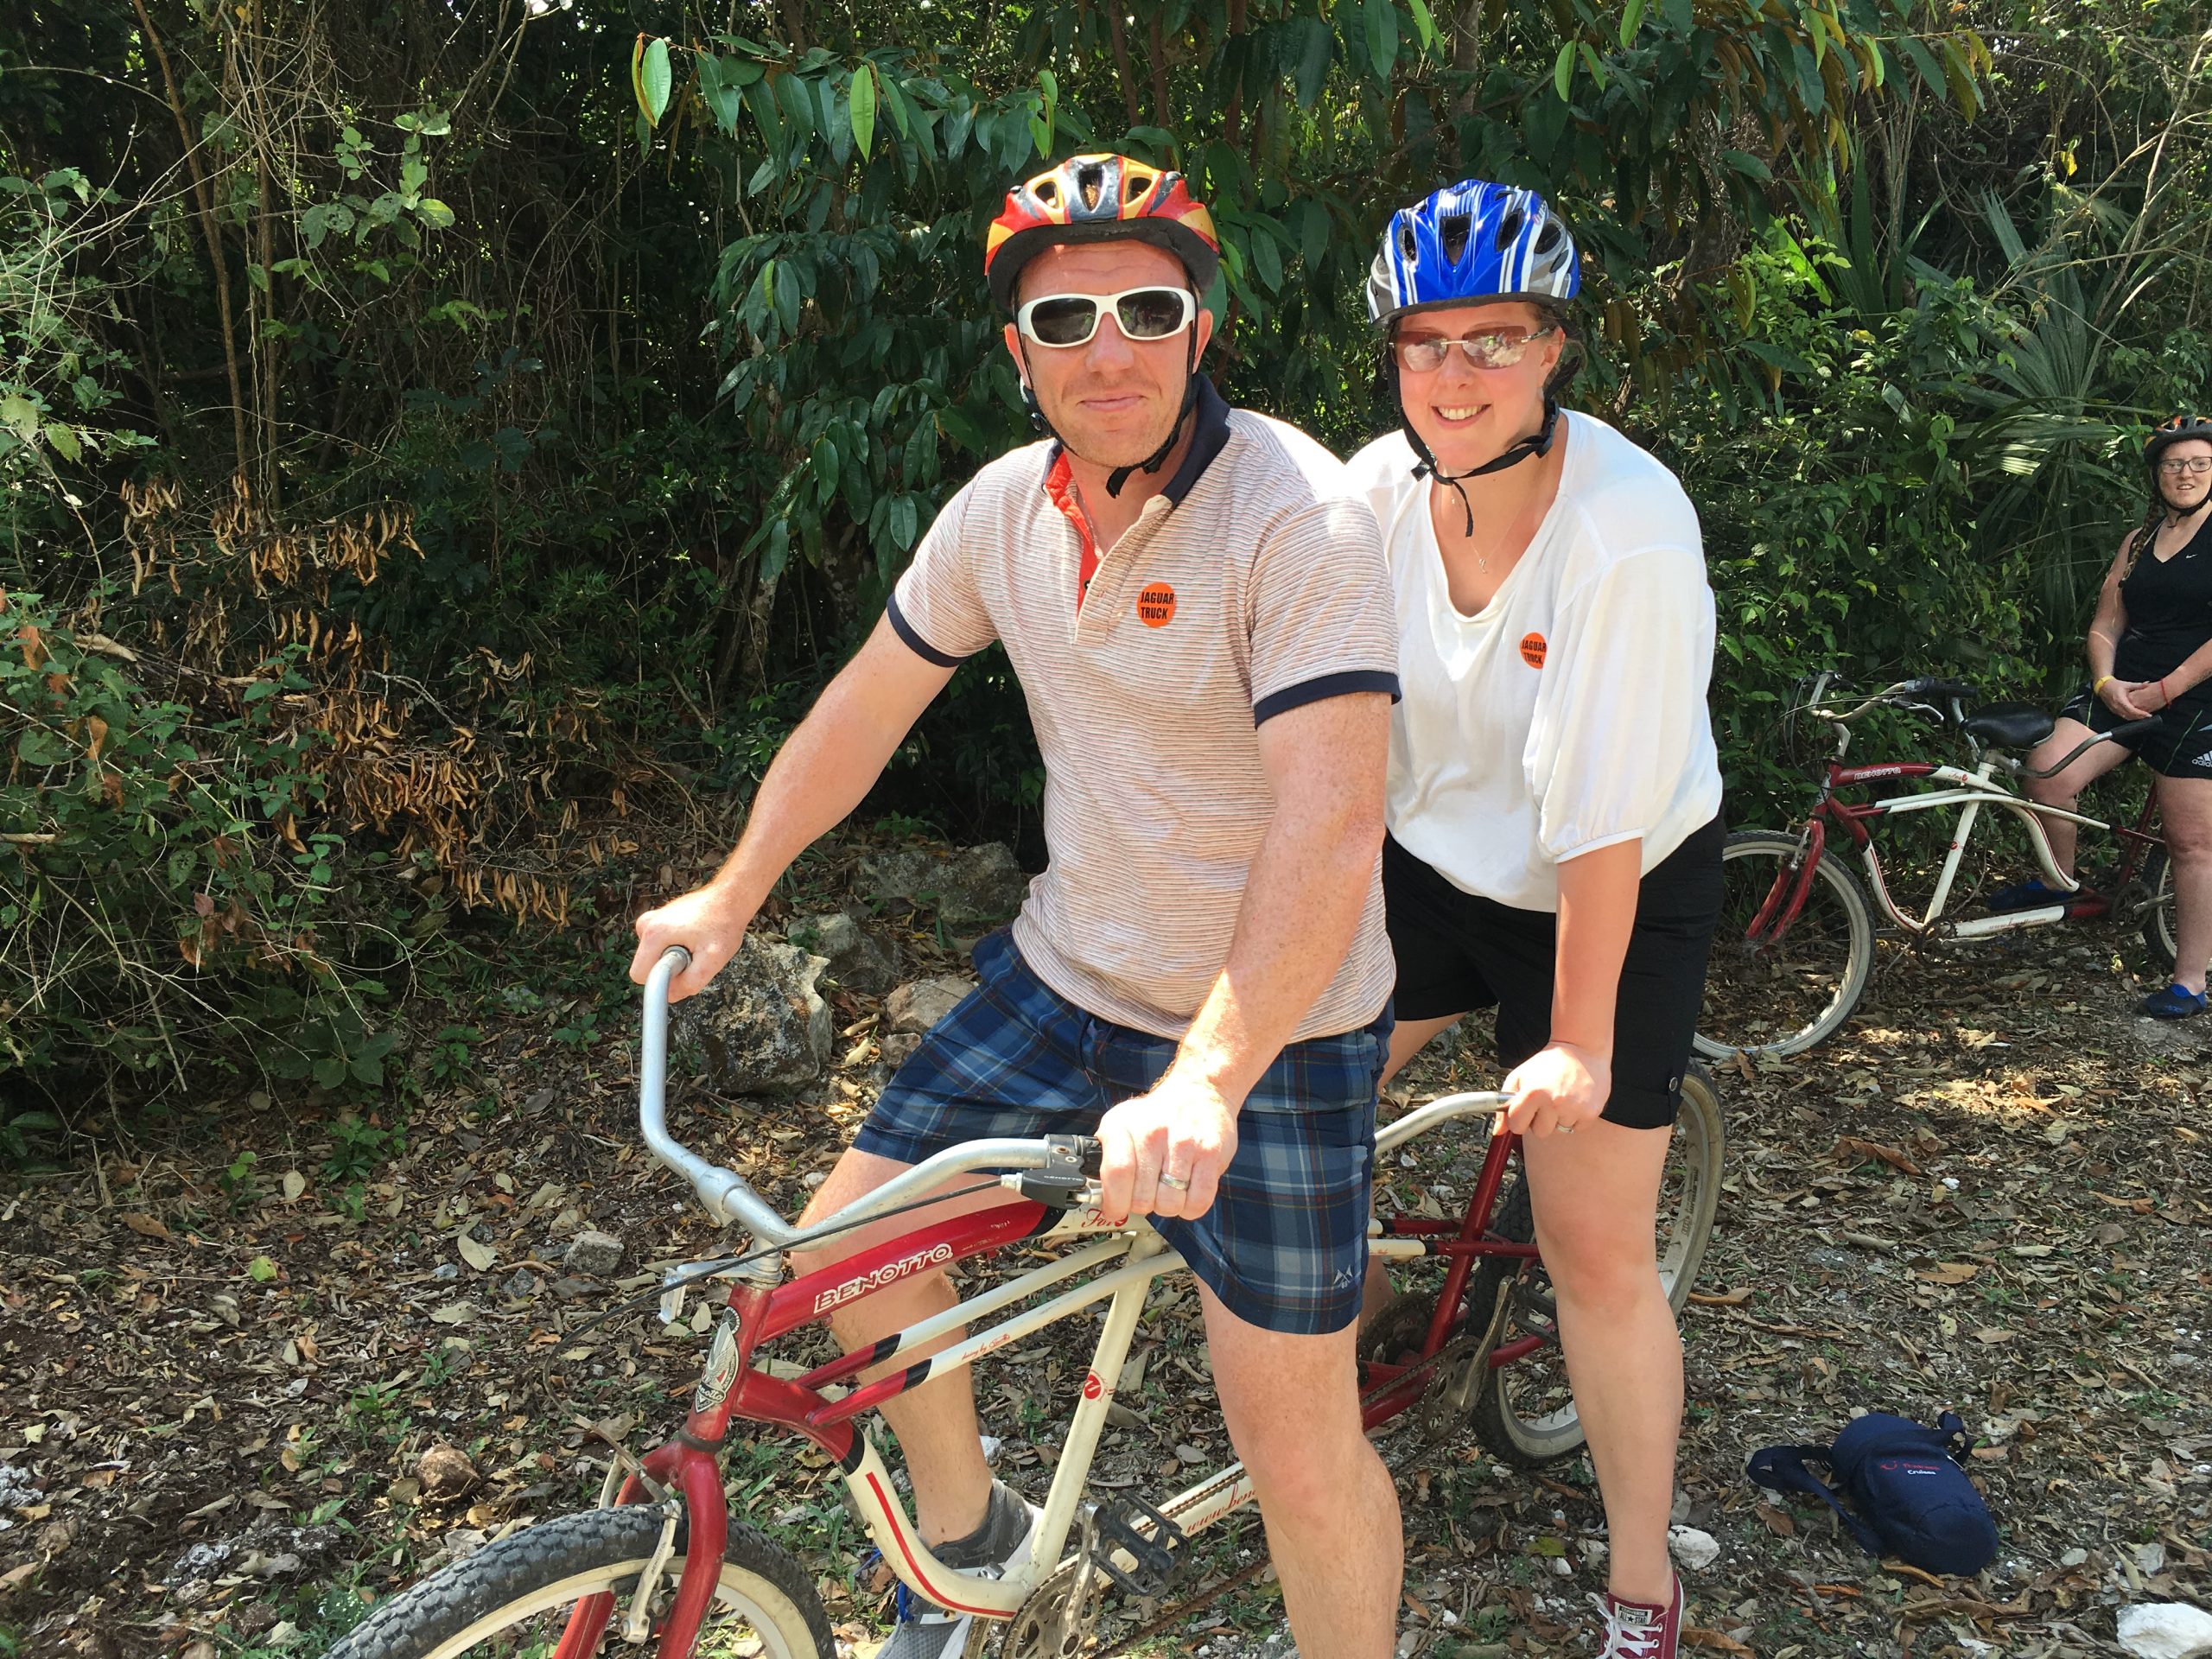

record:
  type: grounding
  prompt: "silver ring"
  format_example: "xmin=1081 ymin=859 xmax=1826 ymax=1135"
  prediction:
xmin=1556 ymin=1125 xmax=1573 ymax=1135
xmin=1159 ymin=1173 xmax=1191 ymax=1190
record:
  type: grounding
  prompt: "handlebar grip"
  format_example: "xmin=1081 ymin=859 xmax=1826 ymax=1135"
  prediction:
xmin=2108 ymin=716 xmax=2163 ymax=741
xmin=1897 ymin=676 xmax=1977 ymax=702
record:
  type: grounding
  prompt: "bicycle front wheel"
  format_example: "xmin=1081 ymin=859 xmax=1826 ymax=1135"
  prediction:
xmin=326 ymin=1506 xmax=835 ymax=1659
xmin=1693 ymin=830 xmax=1875 ymax=1061
xmin=1466 ymin=1066 xmax=1726 ymax=1467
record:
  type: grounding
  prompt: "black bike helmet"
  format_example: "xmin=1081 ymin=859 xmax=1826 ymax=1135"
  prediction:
xmin=2145 ymin=414 xmax=2212 ymax=467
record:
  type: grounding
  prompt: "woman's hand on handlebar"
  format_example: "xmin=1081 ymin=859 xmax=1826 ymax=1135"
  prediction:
xmin=630 ymin=882 xmax=753 ymax=1001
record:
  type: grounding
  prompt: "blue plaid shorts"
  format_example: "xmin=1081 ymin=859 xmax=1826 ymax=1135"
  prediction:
xmin=856 ymin=931 xmax=1389 ymax=1336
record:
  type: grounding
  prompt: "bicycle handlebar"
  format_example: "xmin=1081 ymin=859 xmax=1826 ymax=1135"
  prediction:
xmin=1804 ymin=672 xmax=1979 ymax=728
xmin=640 ymin=947 xmax=1100 ymax=1255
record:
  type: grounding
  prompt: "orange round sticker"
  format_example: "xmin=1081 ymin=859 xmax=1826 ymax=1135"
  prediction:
xmin=1519 ymin=632 xmax=1548 ymax=670
xmin=1137 ymin=582 xmax=1177 ymax=627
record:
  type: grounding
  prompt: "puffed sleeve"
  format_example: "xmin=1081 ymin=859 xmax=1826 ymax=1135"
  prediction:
xmin=1528 ymin=544 xmax=1715 ymax=860
xmin=885 ymin=484 xmax=997 ymax=664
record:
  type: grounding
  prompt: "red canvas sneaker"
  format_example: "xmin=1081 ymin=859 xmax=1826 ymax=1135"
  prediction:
xmin=1596 ymin=1572 xmax=1683 ymax=1659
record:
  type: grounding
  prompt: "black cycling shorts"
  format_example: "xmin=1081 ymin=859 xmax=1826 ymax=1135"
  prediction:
xmin=1381 ymin=816 xmax=1726 ymax=1129
xmin=2057 ymin=688 xmax=2212 ymax=781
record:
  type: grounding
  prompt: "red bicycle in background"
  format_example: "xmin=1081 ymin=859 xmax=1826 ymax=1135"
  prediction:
xmin=324 ymin=949 xmax=1723 ymax=1658
xmin=1694 ymin=672 xmax=2179 ymax=1060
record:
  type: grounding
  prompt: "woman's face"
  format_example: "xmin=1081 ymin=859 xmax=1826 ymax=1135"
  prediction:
xmin=2158 ymin=438 xmax=2212 ymax=513
xmin=1393 ymin=300 xmax=1563 ymax=476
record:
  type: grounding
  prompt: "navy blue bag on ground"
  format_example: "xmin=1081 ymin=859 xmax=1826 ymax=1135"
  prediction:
xmin=1747 ymin=1411 xmax=1999 ymax=1576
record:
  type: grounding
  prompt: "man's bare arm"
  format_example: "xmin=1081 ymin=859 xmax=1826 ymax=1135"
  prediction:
xmin=630 ymin=615 xmax=957 ymax=999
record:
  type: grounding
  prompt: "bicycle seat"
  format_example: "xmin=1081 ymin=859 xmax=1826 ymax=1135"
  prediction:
xmin=1962 ymin=702 xmax=2054 ymax=749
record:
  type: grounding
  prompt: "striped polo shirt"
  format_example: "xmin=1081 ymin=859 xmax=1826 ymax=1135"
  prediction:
xmin=887 ymin=379 xmax=1402 ymax=1044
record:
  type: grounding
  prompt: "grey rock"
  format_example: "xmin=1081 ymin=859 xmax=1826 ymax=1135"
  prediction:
xmin=563 ymin=1230 xmax=624 ymax=1275
xmin=676 ymin=936 xmax=833 ymax=1094
xmin=0 ymin=1465 xmax=35 ymax=1510
xmin=166 ymin=1540 xmax=235 ymax=1583
xmin=431 ymin=1262 xmax=460 ymax=1281
xmin=502 ymin=1268 xmax=543 ymax=1300
xmin=2118 ymin=1605 xmax=2212 ymax=1659
xmin=861 ymin=842 xmax=1029 ymax=929
xmin=550 ymin=1275 xmax=598 ymax=1300
xmin=787 ymin=912 xmax=902 ymax=996
xmin=1668 ymin=1525 xmax=1721 ymax=1572
xmin=886 ymin=976 xmax=976 ymax=1036
xmin=871 ymin=1030 xmax=924 ymax=1087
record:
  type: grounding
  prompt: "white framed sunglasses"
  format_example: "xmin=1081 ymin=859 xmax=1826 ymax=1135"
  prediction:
xmin=1394 ymin=325 xmax=1559 ymax=373
xmin=1014 ymin=285 xmax=1198 ymax=349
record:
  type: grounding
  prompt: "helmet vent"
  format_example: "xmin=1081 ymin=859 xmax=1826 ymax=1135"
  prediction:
xmin=1035 ymin=180 xmax=1058 ymax=205
xmin=1535 ymin=220 xmax=1561 ymax=252
xmin=1397 ymin=220 xmax=1420 ymax=263
xmin=1440 ymin=213 xmax=1471 ymax=264
xmin=1077 ymin=163 xmax=1107 ymax=211
xmin=1495 ymin=207 xmax=1525 ymax=249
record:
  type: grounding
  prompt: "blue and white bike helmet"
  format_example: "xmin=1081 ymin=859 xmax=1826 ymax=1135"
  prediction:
xmin=1366 ymin=180 xmax=1580 ymax=321
xmin=1368 ymin=181 xmax=1580 ymax=526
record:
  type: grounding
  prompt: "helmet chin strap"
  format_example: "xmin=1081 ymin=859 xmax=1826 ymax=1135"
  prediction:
xmin=1016 ymin=333 xmax=1202 ymax=499
xmin=1399 ymin=389 xmax=1560 ymax=537
xmin=2160 ymin=478 xmax=2210 ymax=522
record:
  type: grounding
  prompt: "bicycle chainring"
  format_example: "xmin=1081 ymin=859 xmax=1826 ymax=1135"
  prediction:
xmin=996 ymin=1521 xmax=1106 ymax=1659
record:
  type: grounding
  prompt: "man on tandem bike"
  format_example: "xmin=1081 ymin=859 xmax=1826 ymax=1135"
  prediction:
xmin=631 ymin=154 xmax=1408 ymax=1659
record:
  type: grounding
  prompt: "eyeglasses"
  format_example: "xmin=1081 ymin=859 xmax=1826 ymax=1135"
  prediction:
xmin=1014 ymin=286 xmax=1197 ymax=349
xmin=2158 ymin=456 xmax=2212 ymax=476
xmin=1395 ymin=326 xmax=1559 ymax=373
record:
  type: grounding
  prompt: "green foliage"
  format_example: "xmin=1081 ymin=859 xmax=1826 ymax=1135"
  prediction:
xmin=0 ymin=587 xmax=413 ymax=1103
xmin=0 ymin=0 xmax=2205 ymax=1118
xmin=0 ymin=168 xmax=150 ymax=543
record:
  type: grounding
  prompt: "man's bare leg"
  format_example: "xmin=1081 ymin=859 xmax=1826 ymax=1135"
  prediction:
xmin=793 ymin=1147 xmax=1017 ymax=1543
xmin=1205 ymin=1284 xmax=1401 ymax=1659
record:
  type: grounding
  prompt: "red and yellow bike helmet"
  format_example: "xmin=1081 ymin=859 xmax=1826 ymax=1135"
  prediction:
xmin=984 ymin=154 xmax=1220 ymax=313
xmin=2145 ymin=414 xmax=2212 ymax=467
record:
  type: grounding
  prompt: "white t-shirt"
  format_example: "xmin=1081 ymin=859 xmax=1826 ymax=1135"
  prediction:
xmin=1346 ymin=411 xmax=1723 ymax=912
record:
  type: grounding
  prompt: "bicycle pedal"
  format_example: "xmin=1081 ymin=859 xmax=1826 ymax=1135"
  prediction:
xmin=1089 ymin=1497 xmax=1185 ymax=1598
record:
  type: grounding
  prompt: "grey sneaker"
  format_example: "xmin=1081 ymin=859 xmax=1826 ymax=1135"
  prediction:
xmin=881 ymin=1483 xmax=1040 ymax=1659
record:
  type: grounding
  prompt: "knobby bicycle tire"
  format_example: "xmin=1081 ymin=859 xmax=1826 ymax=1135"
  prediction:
xmin=324 ymin=1505 xmax=835 ymax=1659
xmin=1466 ymin=1065 xmax=1725 ymax=1467
xmin=1694 ymin=830 xmax=1875 ymax=1060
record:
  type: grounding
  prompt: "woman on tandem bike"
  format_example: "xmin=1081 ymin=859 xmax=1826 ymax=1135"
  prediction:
xmin=2005 ymin=415 xmax=2212 ymax=1018
xmin=1347 ymin=181 xmax=1725 ymax=1659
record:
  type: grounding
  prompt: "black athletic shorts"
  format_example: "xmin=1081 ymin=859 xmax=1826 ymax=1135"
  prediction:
xmin=1380 ymin=815 xmax=1726 ymax=1129
xmin=2056 ymin=688 xmax=2212 ymax=780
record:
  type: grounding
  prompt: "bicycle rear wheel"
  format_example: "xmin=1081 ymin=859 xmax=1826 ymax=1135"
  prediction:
xmin=1694 ymin=830 xmax=1875 ymax=1060
xmin=326 ymin=1506 xmax=833 ymax=1659
xmin=2139 ymin=848 xmax=2182 ymax=975
xmin=1466 ymin=1066 xmax=1725 ymax=1467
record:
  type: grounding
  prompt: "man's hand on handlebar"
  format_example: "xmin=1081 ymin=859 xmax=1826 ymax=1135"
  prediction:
xmin=631 ymin=882 xmax=753 ymax=1001
xmin=1094 ymin=1073 xmax=1238 ymax=1226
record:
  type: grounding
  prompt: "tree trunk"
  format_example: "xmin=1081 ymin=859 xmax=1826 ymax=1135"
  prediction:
xmin=131 ymin=0 xmax=250 ymax=480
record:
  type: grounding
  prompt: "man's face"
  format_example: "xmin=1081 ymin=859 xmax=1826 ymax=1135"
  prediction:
xmin=1003 ymin=240 xmax=1214 ymax=471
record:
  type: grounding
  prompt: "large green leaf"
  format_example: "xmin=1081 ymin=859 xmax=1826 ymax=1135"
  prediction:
xmin=850 ymin=63 xmax=879 ymax=159
xmin=634 ymin=35 xmax=673 ymax=126
xmin=1363 ymin=0 xmax=1399 ymax=82
xmin=1287 ymin=17 xmax=1334 ymax=106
